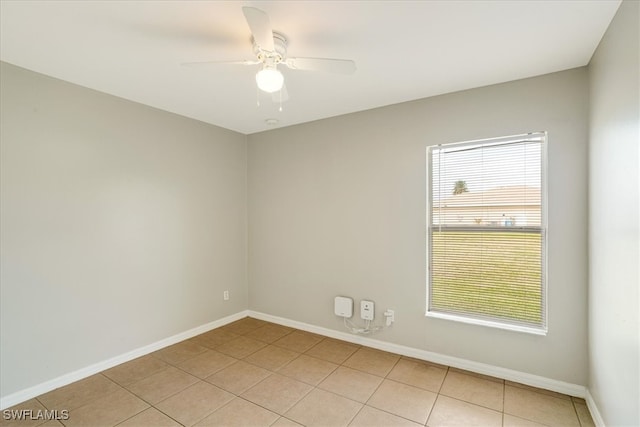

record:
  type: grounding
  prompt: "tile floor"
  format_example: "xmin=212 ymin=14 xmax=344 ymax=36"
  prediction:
xmin=1 ymin=317 xmax=595 ymax=427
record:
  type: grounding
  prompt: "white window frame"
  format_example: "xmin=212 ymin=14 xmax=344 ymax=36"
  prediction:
xmin=425 ymin=132 xmax=548 ymax=335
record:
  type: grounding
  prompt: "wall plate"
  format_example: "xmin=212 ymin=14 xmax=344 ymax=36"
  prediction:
xmin=334 ymin=296 xmax=353 ymax=318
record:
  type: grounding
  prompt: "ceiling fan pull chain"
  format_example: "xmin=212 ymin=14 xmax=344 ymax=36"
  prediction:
xmin=279 ymin=89 xmax=283 ymax=112
xmin=256 ymin=86 xmax=260 ymax=107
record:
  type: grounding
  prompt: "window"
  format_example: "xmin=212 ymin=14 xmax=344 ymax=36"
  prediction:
xmin=426 ymin=132 xmax=547 ymax=334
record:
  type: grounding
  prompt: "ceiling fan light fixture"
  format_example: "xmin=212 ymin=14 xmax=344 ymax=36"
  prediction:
xmin=256 ymin=67 xmax=284 ymax=93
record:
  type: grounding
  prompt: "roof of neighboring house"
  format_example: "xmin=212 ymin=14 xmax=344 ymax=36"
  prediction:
xmin=435 ymin=186 xmax=541 ymax=208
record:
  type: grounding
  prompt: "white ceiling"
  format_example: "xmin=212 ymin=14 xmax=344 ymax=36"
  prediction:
xmin=0 ymin=1 xmax=620 ymax=134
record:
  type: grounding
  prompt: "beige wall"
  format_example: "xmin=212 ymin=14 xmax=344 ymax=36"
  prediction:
xmin=0 ymin=62 xmax=247 ymax=398
xmin=248 ymin=68 xmax=589 ymax=385
xmin=0 ymin=62 xmax=592 ymax=402
xmin=588 ymin=0 xmax=640 ymax=424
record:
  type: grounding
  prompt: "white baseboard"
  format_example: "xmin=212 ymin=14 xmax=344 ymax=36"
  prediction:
xmin=248 ymin=310 xmax=588 ymax=398
xmin=0 ymin=310 xmax=249 ymax=410
xmin=585 ymin=389 xmax=606 ymax=427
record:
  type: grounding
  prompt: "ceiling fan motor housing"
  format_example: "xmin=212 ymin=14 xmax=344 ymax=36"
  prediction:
xmin=253 ymin=31 xmax=288 ymax=64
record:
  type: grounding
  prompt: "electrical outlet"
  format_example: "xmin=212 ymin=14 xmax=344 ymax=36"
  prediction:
xmin=223 ymin=290 xmax=229 ymax=301
xmin=361 ymin=300 xmax=374 ymax=320
xmin=384 ymin=309 xmax=395 ymax=326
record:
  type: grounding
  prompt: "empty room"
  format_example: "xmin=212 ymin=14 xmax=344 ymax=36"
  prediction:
xmin=0 ymin=1 xmax=638 ymax=426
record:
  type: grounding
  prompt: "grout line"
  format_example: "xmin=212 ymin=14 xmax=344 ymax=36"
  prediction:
xmin=502 ymin=376 xmax=506 ymax=425
xmin=425 ymin=366 xmax=450 ymax=426
xmin=436 ymin=365 xmax=450 ymax=394
xmin=148 ymin=404 xmax=185 ymax=427
xmin=426 ymin=393 xmax=442 ymax=426
xmin=347 ymin=403 xmax=367 ymax=426
xmin=571 ymin=398 xmax=586 ymax=427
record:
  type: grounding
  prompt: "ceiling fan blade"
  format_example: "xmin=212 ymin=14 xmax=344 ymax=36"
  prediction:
xmin=181 ymin=59 xmax=260 ymax=67
xmin=271 ymin=84 xmax=289 ymax=103
xmin=242 ymin=6 xmax=275 ymax=52
xmin=284 ymin=57 xmax=356 ymax=74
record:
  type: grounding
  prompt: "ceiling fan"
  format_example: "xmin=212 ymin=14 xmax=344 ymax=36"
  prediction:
xmin=183 ymin=6 xmax=357 ymax=98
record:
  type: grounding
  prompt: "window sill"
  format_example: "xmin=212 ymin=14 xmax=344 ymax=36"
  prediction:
xmin=425 ymin=311 xmax=547 ymax=336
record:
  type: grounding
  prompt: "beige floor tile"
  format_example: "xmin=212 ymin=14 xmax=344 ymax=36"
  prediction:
xmin=244 ymin=345 xmax=300 ymax=371
xmin=0 ymin=399 xmax=50 ymax=427
xmin=427 ymin=395 xmax=502 ymax=427
xmin=36 ymin=422 xmax=64 ymax=427
xmin=304 ymin=338 xmax=360 ymax=364
xmin=127 ymin=366 xmax=199 ymax=404
xmin=318 ymin=366 xmax=383 ymax=403
xmin=241 ymin=374 xmax=313 ymax=415
xmin=504 ymin=384 xmax=580 ymax=426
xmin=506 ymin=380 xmax=572 ymax=401
xmin=273 ymin=331 xmax=324 ymax=353
xmin=176 ymin=349 xmax=237 ymax=378
xmin=117 ymin=407 xmax=181 ymax=426
xmin=401 ymin=356 xmax=450 ymax=371
xmin=63 ymin=388 xmax=148 ymax=427
xmin=343 ymin=347 xmax=400 ymax=377
xmin=205 ymin=360 xmax=272 ymax=394
xmin=155 ymin=381 xmax=233 ymax=426
xmin=222 ymin=317 xmax=268 ymax=335
xmin=37 ymin=374 xmax=121 ymax=411
xmin=349 ymin=405 xmax=424 ymax=427
xmin=448 ymin=366 xmax=503 ymax=383
xmin=272 ymin=417 xmax=303 ymax=426
xmin=153 ymin=340 xmax=208 ymax=365
xmin=215 ymin=336 xmax=268 ymax=358
xmin=102 ymin=355 xmax=168 ymax=387
xmin=195 ymin=397 xmax=280 ymax=426
xmin=189 ymin=328 xmax=240 ymax=349
xmin=439 ymin=369 xmax=504 ymax=411
xmin=285 ymin=388 xmax=362 ymax=427
xmin=367 ymin=379 xmax=437 ymax=425
xmin=245 ymin=324 xmax=294 ymax=343
xmin=387 ymin=358 xmax=448 ymax=393
xmin=574 ymin=402 xmax=596 ymax=427
xmin=279 ymin=354 xmax=338 ymax=385
xmin=503 ymin=414 xmax=548 ymax=427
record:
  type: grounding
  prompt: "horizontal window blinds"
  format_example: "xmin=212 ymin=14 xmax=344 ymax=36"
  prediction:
xmin=427 ymin=133 xmax=546 ymax=329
